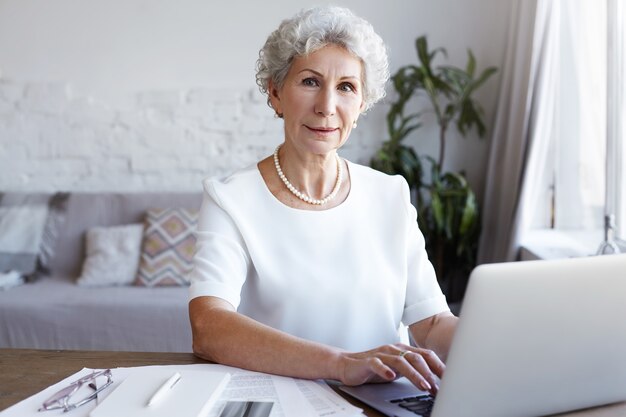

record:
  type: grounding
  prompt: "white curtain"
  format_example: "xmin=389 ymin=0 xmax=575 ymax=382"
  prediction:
xmin=477 ymin=0 xmax=559 ymax=264
xmin=608 ymin=0 xmax=626 ymax=241
xmin=557 ymin=1 xmax=606 ymax=231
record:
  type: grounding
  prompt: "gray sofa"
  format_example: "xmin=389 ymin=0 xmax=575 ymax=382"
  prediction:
xmin=0 ymin=192 xmax=203 ymax=352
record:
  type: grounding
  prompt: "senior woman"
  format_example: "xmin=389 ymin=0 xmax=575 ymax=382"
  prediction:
xmin=188 ymin=6 xmax=457 ymax=395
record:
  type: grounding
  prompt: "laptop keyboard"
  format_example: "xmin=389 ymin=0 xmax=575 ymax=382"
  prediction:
xmin=390 ymin=394 xmax=435 ymax=416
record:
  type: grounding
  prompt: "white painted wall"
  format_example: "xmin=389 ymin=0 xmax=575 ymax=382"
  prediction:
xmin=0 ymin=0 xmax=512 ymax=198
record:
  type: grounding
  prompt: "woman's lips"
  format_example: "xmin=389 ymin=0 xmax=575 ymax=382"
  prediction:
xmin=305 ymin=125 xmax=338 ymax=134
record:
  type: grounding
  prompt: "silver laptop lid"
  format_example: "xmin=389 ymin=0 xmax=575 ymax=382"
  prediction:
xmin=432 ymin=253 xmax=626 ymax=417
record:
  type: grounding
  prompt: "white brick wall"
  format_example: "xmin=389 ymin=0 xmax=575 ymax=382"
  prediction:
xmin=0 ymin=79 xmax=387 ymax=192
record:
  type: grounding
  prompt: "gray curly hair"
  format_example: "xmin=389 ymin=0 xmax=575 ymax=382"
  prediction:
xmin=255 ymin=6 xmax=389 ymax=112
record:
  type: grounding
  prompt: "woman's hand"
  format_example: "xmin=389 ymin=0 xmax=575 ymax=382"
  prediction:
xmin=338 ymin=343 xmax=444 ymax=395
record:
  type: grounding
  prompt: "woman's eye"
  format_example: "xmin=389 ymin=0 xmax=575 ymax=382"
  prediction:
xmin=302 ymin=78 xmax=319 ymax=87
xmin=339 ymin=82 xmax=356 ymax=93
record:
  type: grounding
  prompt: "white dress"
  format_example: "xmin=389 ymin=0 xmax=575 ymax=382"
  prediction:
xmin=189 ymin=161 xmax=449 ymax=351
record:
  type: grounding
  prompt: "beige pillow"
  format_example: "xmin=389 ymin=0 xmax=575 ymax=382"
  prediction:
xmin=77 ymin=224 xmax=144 ymax=287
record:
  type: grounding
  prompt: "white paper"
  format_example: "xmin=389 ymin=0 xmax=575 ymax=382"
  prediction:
xmin=296 ymin=380 xmax=363 ymax=417
xmin=209 ymin=373 xmax=305 ymax=417
xmin=89 ymin=368 xmax=230 ymax=417
xmin=0 ymin=364 xmax=362 ymax=417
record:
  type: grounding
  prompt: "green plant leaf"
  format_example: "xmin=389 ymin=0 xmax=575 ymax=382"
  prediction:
xmin=444 ymin=197 xmax=454 ymax=239
xmin=431 ymin=191 xmax=445 ymax=232
xmin=442 ymin=171 xmax=466 ymax=188
xmin=430 ymin=47 xmax=448 ymax=62
xmin=399 ymin=124 xmax=421 ymax=141
xmin=459 ymin=191 xmax=477 ymax=235
xmin=473 ymin=67 xmax=498 ymax=90
xmin=416 ymin=35 xmax=447 ymax=71
xmin=457 ymin=100 xmax=486 ymax=137
xmin=397 ymin=112 xmax=423 ymax=135
xmin=466 ymin=49 xmax=476 ymax=77
xmin=444 ymin=103 xmax=456 ymax=121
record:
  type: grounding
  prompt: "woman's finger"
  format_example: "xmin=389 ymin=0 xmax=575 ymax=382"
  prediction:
xmin=381 ymin=352 xmax=434 ymax=393
xmin=393 ymin=345 xmax=445 ymax=378
xmin=341 ymin=356 xmax=396 ymax=386
xmin=403 ymin=352 xmax=440 ymax=394
xmin=367 ymin=357 xmax=397 ymax=381
xmin=413 ymin=348 xmax=446 ymax=378
xmin=384 ymin=350 xmax=441 ymax=395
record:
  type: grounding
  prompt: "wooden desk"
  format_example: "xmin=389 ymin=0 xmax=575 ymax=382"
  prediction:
xmin=1 ymin=349 xmax=624 ymax=416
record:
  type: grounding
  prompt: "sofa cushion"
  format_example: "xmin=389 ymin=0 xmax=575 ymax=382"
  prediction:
xmin=0 ymin=276 xmax=192 ymax=352
xmin=135 ymin=208 xmax=198 ymax=287
xmin=0 ymin=192 xmax=69 ymax=279
xmin=77 ymin=223 xmax=144 ymax=287
xmin=0 ymin=204 xmax=48 ymax=274
xmin=48 ymin=193 xmax=202 ymax=279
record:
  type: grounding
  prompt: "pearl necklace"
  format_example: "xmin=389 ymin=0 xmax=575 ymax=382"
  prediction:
xmin=273 ymin=144 xmax=343 ymax=206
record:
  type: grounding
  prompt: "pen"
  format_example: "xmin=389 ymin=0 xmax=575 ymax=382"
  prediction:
xmin=146 ymin=372 xmax=181 ymax=407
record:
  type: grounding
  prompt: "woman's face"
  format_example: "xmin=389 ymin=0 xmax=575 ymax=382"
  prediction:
xmin=269 ymin=44 xmax=365 ymax=156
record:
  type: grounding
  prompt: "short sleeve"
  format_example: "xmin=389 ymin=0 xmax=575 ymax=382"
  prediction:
xmin=399 ymin=180 xmax=450 ymax=325
xmin=188 ymin=179 xmax=250 ymax=308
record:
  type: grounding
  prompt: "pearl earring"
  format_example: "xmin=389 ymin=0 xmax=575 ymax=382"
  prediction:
xmin=353 ymin=120 xmax=358 ymax=128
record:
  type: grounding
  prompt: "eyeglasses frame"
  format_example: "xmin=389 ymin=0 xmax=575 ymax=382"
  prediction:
xmin=38 ymin=368 xmax=113 ymax=412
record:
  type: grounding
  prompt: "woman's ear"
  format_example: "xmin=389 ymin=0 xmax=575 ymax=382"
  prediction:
xmin=268 ymin=79 xmax=283 ymax=116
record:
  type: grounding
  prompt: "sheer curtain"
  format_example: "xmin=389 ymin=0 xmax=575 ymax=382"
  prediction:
xmin=479 ymin=0 xmax=625 ymax=263
xmin=608 ymin=0 xmax=626 ymax=242
xmin=477 ymin=0 xmax=559 ymax=263
xmin=556 ymin=1 xmax=606 ymax=231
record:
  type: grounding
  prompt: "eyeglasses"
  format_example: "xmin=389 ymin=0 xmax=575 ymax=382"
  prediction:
xmin=38 ymin=369 xmax=113 ymax=412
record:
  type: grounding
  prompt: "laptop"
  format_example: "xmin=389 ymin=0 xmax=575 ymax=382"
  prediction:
xmin=339 ymin=253 xmax=626 ymax=417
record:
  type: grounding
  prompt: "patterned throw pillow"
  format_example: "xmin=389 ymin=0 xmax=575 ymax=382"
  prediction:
xmin=135 ymin=208 xmax=198 ymax=287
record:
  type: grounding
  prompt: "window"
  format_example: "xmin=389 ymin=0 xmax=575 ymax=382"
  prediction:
xmin=532 ymin=0 xmax=625 ymax=252
xmin=555 ymin=1 xmax=606 ymax=230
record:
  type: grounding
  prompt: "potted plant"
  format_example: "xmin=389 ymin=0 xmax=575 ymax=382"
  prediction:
xmin=371 ymin=36 xmax=497 ymax=302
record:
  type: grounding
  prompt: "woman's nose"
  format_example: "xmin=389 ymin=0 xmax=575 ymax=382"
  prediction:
xmin=315 ymin=88 xmax=336 ymax=117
